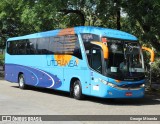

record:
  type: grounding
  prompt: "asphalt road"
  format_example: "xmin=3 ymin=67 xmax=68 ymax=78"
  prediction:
xmin=0 ymin=80 xmax=160 ymax=124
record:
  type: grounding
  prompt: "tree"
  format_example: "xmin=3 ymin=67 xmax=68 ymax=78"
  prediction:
xmin=122 ymin=0 xmax=160 ymax=54
xmin=0 ymin=0 xmax=159 ymax=55
xmin=0 ymin=0 xmax=33 ymax=48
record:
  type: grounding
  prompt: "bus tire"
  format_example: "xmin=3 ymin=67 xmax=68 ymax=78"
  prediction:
xmin=73 ymin=80 xmax=83 ymax=100
xmin=18 ymin=74 xmax=26 ymax=89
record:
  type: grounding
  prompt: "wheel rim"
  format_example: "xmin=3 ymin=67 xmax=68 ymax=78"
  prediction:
xmin=74 ymin=84 xmax=80 ymax=97
xmin=19 ymin=76 xmax=24 ymax=87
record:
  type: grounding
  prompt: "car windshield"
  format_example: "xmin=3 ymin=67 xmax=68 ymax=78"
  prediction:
xmin=106 ymin=38 xmax=145 ymax=81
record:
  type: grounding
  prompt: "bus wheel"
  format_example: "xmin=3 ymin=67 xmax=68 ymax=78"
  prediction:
xmin=73 ymin=80 xmax=83 ymax=100
xmin=18 ymin=74 xmax=26 ymax=89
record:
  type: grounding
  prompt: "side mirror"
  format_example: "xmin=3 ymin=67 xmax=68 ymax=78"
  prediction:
xmin=142 ymin=47 xmax=155 ymax=62
xmin=91 ymin=42 xmax=109 ymax=59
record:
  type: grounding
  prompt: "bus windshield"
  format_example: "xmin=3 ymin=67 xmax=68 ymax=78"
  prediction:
xmin=81 ymin=33 xmax=145 ymax=81
xmin=106 ymin=38 xmax=145 ymax=81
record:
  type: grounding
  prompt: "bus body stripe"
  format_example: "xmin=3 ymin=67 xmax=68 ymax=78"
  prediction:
xmin=5 ymin=64 xmax=62 ymax=89
xmin=19 ymin=66 xmax=39 ymax=86
xmin=33 ymin=68 xmax=55 ymax=88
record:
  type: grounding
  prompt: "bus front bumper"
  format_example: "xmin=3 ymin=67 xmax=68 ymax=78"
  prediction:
xmin=101 ymin=87 xmax=145 ymax=98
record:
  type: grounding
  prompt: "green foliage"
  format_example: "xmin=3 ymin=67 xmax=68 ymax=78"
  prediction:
xmin=151 ymin=59 xmax=160 ymax=82
xmin=96 ymin=0 xmax=119 ymax=28
xmin=0 ymin=0 xmax=33 ymax=48
xmin=0 ymin=54 xmax=4 ymax=60
xmin=0 ymin=0 xmax=159 ymax=56
xmin=21 ymin=1 xmax=60 ymax=31
xmin=121 ymin=0 xmax=160 ymax=55
xmin=0 ymin=54 xmax=4 ymax=67
xmin=0 ymin=0 xmax=159 ymax=80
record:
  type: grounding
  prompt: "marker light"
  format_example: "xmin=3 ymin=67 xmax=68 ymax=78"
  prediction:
xmin=115 ymin=79 xmax=121 ymax=83
xmin=102 ymin=37 xmax=107 ymax=43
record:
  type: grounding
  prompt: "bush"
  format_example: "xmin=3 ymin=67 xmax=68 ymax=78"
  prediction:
xmin=0 ymin=54 xmax=4 ymax=71
xmin=0 ymin=59 xmax=4 ymax=65
xmin=0 ymin=54 xmax=4 ymax=60
xmin=151 ymin=59 xmax=160 ymax=83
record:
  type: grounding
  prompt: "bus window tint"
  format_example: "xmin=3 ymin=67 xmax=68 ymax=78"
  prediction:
xmin=7 ymin=34 xmax=82 ymax=59
xmin=7 ymin=40 xmax=26 ymax=55
xmin=7 ymin=42 xmax=15 ymax=55
xmin=17 ymin=41 xmax=27 ymax=55
xmin=64 ymin=35 xmax=75 ymax=54
xmin=49 ymin=35 xmax=82 ymax=59
xmin=55 ymin=36 xmax=64 ymax=53
xmin=49 ymin=36 xmax=65 ymax=54
xmin=37 ymin=38 xmax=50 ymax=54
xmin=26 ymin=39 xmax=37 ymax=54
xmin=64 ymin=35 xmax=82 ymax=59
xmin=49 ymin=37 xmax=56 ymax=54
xmin=73 ymin=38 xmax=82 ymax=59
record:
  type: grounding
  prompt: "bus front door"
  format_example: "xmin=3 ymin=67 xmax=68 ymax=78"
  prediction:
xmin=90 ymin=48 xmax=103 ymax=96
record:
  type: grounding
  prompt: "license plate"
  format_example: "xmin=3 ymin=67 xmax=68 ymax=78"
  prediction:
xmin=125 ymin=92 xmax=132 ymax=96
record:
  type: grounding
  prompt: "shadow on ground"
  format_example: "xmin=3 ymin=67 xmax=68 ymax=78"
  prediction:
xmin=11 ymin=85 xmax=160 ymax=106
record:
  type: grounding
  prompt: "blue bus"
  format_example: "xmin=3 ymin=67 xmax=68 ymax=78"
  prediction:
xmin=5 ymin=26 xmax=154 ymax=99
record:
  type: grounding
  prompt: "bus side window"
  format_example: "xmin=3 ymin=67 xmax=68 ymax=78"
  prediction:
xmin=17 ymin=41 xmax=26 ymax=55
xmin=7 ymin=42 xmax=14 ymax=55
xmin=13 ymin=42 xmax=18 ymax=54
xmin=26 ymin=39 xmax=37 ymax=54
xmin=73 ymin=35 xmax=82 ymax=59
xmin=49 ymin=37 xmax=55 ymax=54
xmin=37 ymin=38 xmax=50 ymax=54
xmin=7 ymin=41 xmax=17 ymax=55
xmin=49 ymin=36 xmax=65 ymax=54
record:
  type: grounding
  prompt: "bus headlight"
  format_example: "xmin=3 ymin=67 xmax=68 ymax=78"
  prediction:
xmin=107 ymin=82 xmax=117 ymax=87
xmin=140 ymin=84 xmax=145 ymax=88
xmin=99 ymin=78 xmax=117 ymax=88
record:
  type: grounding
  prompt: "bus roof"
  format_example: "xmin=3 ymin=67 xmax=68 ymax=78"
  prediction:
xmin=7 ymin=26 xmax=137 ymax=41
